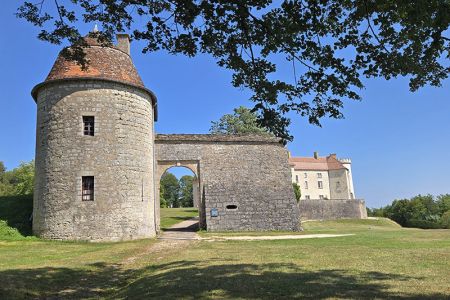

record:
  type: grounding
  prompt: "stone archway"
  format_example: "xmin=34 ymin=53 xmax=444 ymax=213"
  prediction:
xmin=155 ymin=160 xmax=203 ymax=233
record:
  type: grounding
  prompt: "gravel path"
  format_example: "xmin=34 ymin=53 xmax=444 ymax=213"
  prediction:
xmin=158 ymin=218 xmax=354 ymax=241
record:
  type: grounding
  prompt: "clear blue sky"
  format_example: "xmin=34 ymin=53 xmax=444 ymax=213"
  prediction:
xmin=1 ymin=3 xmax=449 ymax=208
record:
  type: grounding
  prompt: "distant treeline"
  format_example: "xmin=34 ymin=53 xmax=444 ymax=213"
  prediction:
xmin=0 ymin=161 xmax=34 ymax=196
xmin=160 ymin=172 xmax=194 ymax=208
xmin=367 ymin=194 xmax=450 ymax=229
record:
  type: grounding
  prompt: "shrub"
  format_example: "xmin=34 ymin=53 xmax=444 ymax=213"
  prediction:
xmin=292 ymin=183 xmax=301 ymax=203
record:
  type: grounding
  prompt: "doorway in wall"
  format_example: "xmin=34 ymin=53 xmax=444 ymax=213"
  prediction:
xmin=158 ymin=164 xmax=201 ymax=232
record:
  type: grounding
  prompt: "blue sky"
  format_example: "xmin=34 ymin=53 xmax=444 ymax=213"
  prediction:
xmin=1 ymin=3 xmax=449 ymax=208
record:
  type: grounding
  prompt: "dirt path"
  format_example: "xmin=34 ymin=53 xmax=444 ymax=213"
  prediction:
xmin=158 ymin=218 xmax=201 ymax=240
xmin=202 ymin=233 xmax=354 ymax=241
xmin=123 ymin=219 xmax=354 ymax=265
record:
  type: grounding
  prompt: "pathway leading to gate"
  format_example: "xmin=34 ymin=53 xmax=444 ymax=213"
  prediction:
xmin=158 ymin=217 xmax=201 ymax=240
xmin=158 ymin=217 xmax=354 ymax=241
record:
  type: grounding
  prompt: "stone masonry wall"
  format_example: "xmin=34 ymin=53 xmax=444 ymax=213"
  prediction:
xmin=299 ymin=199 xmax=367 ymax=220
xmin=155 ymin=134 xmax=300 ymax=231
xmin=33 ymin=80 xmax=156 ymax=241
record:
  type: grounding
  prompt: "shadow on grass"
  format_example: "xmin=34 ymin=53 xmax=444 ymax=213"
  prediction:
xmin=162 ymin=221 xmax=199 ymax=232
xmin=0 ymin=260 xmax=447 ymax=299
xmin=0 ymin=194 xmax=33 ymax=236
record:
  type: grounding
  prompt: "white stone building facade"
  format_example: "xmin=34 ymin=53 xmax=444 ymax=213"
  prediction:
xmin=289 ymin=152 xmax=355 ymax=200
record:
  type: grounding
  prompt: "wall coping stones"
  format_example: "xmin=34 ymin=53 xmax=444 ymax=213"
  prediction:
xmin=155 ymin=134 xmax=283 ymax=145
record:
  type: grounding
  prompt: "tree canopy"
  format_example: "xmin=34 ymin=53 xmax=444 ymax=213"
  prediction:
xmin=160 ymin=172 xmax=180 ymax=208
xmin=367 ymin=194 xmax=450 ymax=229
xmin=17 ymin=1 xmax=450 ymax=142
xmin=179 ymin=175 xmax=194 ymax=207
xmin=160 ymin=172 xmax=195 ymax=208
xmin=210 ymin=106 xmax=272 ymax=135
xmin=0 ymin=161 xmax=35 ymax=196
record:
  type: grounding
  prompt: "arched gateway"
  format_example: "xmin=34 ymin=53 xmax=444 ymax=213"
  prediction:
xmin=31 ymin=32 xmax=299 ymax=241
xmin=155 ymin=134 xmax=300 ymax=233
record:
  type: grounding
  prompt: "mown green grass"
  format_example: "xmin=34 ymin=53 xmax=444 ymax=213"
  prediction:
xmin=160 ymin=207 xmax=198 ymax=230
xmin=0 ymin=196 xmax=449 ymax=299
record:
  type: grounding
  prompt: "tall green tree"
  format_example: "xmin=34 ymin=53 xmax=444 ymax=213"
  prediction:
xmin=0 ymin=162 xmax=5 ymax=176
xmin=159 ymin=183 xmax=168 ymax=208
xmin=179 ymin=175 xmax=194 ymax=207
xmin=17 ymin=1 xmax=450 ymax=143
xmin=436 ymin=194 xmax=450 ymax=214
xmin=210 ymin=106 xmax=271 ymax=136
xmin=0 ymin=160 xmax=35 ymax=196
xmin=160 ymin=172 xmax=180 ymax=208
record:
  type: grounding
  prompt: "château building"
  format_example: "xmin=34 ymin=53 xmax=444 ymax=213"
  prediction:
xmin=289 ymin=152 xmax=355 ymax=200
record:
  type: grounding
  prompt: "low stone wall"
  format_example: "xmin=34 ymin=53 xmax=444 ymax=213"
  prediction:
xmin=299 ymin=199 xmax=367 ymax=220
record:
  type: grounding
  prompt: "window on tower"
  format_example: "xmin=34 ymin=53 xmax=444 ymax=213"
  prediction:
xmin=82 ymin=176 xmax=95 ymax=201
xmin=83 ymin=116 xmax=95 ymax=136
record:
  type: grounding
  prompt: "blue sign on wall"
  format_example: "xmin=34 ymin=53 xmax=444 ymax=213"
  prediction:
xmin=210 ymin=208 xmax=218 ymax=217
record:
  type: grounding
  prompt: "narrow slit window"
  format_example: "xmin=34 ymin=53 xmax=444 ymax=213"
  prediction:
xmin=318 ymin=181 xmax=323 ymax=189
xmin=82 ymin=176 xmax=94 ymax=201
xmin=83 ymin=116 xmax=95 ymax=136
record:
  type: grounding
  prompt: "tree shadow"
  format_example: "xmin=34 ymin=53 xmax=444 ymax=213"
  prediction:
xmin=0 ymin=260 xmax=447 ymax=299
xmin=0 ymin=194 xmax=33 ymax=236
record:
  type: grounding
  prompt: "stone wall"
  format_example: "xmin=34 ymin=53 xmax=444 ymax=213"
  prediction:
xmin=33 ymin=79 xmax=156 ymax=241
xmin=299 ymin=199 xmax=367 ymax=220
xmin=155 ymin=134 xmax=300 ymax=231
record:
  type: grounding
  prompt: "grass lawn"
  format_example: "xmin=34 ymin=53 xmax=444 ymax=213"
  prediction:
xmin=0 ymin=196 xmax=449 ymax=299
xmin=160 ymin=207 xmax=198 ymax=230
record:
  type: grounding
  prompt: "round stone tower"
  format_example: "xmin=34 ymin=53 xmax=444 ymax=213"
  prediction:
xmin=31 ymin=33 xmax=158 ymax=241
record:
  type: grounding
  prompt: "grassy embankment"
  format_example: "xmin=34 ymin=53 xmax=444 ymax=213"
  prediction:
xmin=0 ymin=195 xmax=449 ymax=299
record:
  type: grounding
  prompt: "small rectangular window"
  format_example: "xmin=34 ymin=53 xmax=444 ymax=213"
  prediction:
xmin=83 ymin=116 xmax=95 ymax=136
xmin=304 ymin=181 xmax=308 ymax=189
xmin=305 ymin=195 xmax=310 ymax=200
xmin=317 ymin=173 xmax=322 ymax=178
xmin=304 ymin=172 xmax=307 ymax=178
xmin=295 ymin=175 xmax=299 ymax=183
xmin=318 ymin=181 xmax=323 ymax=189
xmin=82 ymin=176 xmax=94 ymax=201
xmin=319 ymin=195 xmax=324 ymax=199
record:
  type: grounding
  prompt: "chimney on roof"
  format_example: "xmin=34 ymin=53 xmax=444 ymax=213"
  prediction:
xmin=313 ymin=151 xmax=318 ymax=159
xmin=116 ymin=33 xmax=130 ymax=55
xmin=329 ymin=153 xmax=337 ymax=159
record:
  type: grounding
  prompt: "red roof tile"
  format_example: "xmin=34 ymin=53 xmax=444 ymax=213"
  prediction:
xmin=31 ymin=34 xmax=158 ymax=119
xmin=289 ymin=155 xmax=346 ymax=171
xmin=45 ymin=37 xmax=145 ymax=88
